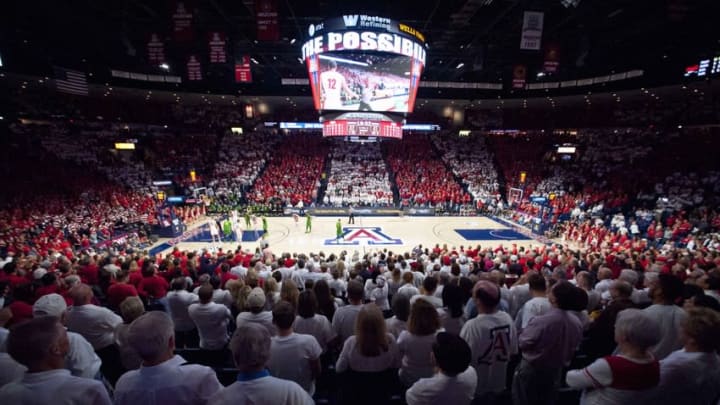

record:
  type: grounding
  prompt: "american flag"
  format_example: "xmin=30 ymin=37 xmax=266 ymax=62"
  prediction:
xmin=54 ymin=67 xmax=88 ymax=96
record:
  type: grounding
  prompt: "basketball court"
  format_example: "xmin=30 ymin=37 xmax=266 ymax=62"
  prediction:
xmin=149 ymin=215 xmax=547 ymax=257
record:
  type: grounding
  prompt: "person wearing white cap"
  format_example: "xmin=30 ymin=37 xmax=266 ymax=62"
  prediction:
xmin=235 ymin=287 xmax=276 ymax=337
xmin=33 ymin=293 xmax=102 ymax=379
xmin=209 ymin=323 xmax=314 ymax=405
xmin=0 ymin=316 xmax=112 ymax=405
xmin=188 ymin=284 xmax=232 ymax=351
xmin=114 ymin=311 xmax=223 ymax=405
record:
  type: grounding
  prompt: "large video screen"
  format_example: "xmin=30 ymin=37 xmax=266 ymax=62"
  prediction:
xmin=302 ymin=15 xmax=426 ymax=114
xmin=313 ymin=52 xmax=419 ymax=113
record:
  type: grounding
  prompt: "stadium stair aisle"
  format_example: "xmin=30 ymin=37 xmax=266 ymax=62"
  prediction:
xmin=381 ymin=143 xmax=401 ymax=205
xmin=315 ymin=150 xmax=332 ymax=205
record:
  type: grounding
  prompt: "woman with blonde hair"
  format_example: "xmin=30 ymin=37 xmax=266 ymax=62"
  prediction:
xmin=225 ymin=279 xmax=245 ymax=316
xmin=398 ymin=299 xmax=442 ymax=386
xmin=263 ymin=277 xmax=280 ymax=310
xmin=280 ymin=278 xmax=300 ymax=308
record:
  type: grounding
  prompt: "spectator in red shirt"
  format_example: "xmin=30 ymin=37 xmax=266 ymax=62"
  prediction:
xmin=79 ymin=258 xmax=100 ymax=286
xmin=137 ymin=261 xmax=169 ymax=302
xmin=107 ymin=269 xmax=139 ymax=311
xmin=219 ymin=263 xmax=238 ymax=289
xmin=34 ymin=272 xmax=61 ymax=299
xmin=7 ymin=282 xmax=35 ymax=327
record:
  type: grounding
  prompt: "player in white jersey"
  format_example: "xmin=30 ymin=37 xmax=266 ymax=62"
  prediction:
xmin=320 ymin=60 xmax=357 ymax=110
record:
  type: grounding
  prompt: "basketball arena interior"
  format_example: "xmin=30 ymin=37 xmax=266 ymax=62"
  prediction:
xmin=0 ymin=1 xmax=719 ymax=404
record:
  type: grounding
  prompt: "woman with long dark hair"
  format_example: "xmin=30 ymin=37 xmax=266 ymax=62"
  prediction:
xmin=313 ymin=279 xmax=337 ymax=321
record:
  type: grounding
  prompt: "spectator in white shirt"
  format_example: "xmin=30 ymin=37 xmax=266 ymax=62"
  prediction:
xmin=267 ymin=301 xmax=322 ymax=395
xmin=396 ymin=272 xmax=420 ymax=300
xmin=114 ymin=311 xmax=223 ymax=405
xmin=236 ymin=287 xmax=276 ymax=337
xmin=642 ymin=274 xmax=687 ymax=359
xmin=336 ymin=304 xmax=400 ymax=373
xmin=166 ymin=277 xmax=199 ymax=348
xmin=386 ymin=294 xmax=410 ymax=339
xmin=0 ymin=320 xmax=26 ymax=388
xmin=209 ymin=323 xmax=314 ymax=405
xmin=114 ymin=296 xmax=145 ymax=371
xmin=0 ymin=316 xmax=111 ymax=405
xmin=31 ymin=293 xmax=102 ymax=379
xmin=594 ymin=267 xmax=614 ymax=295
xmin=188 ymin=284 xmax=232 ymax=351
xmin=516 ymin=273 xmax=551 ymax=330
xmin=398 ymin=299 xmax=442 ymax=387
xmin=366 ymin=275 xmax=390 ymax=311
xmin=437 ymin=283 xmax=466 ymax=335
xmin=332 ymin=280 xmax=365 ymax=345
xmin=654 ymin=307 xmax=720 ymax=404
xmin=410 ymin=276 xmax=443 ymax=308
xmin=66 ymin=284 xmax=123 ymax=384
xmin=405 ymin=332 xmax=477 ymax=405
xmin=460 ymin=280 xmax=517 ymax=399
xmin=294 ymin=290 xmax=334 ymax=352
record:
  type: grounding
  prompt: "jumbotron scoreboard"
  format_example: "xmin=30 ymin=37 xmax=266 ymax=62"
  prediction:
xmin=300 ymin=15 xmax=427 ymax=139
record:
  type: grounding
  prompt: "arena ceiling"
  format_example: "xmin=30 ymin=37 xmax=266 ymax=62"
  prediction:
xmin=0 ymin=0 xmax=717 ymax=97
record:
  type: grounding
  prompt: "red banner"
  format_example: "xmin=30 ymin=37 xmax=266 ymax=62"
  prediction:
xmin=172 ymin=1 xmax=194 ymax=41
xmin=256 ymin=0 xmax=279 ymax=41
xmin=543 ymin=43 xmax=560 ymax=73
xmin=512 ymin=65 xmax=527 ymax=89
xmin=147 ymin=33 xmax=166 ymax=64
xmin=208 ymin=32 xmax=227 ymax=63
xmin=235 ymin=56 xmax=253 ymax=83
xmin=187 ymin=55 xmax=202 ymax=81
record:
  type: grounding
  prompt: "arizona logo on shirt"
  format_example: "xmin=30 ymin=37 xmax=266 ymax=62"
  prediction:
xmin=324 ymin=227 xmax=403 ymax=246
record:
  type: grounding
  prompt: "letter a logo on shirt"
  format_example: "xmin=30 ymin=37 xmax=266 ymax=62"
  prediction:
xmin=478 ymin=325 xmax=510 ymax=365
xmin=343 ymin=15 xmax=359 ymax=27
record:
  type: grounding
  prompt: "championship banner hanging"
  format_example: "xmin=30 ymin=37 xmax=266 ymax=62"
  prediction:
xmin=543 ymin=43 xmax=560 ymax=73
xmin=235 ymin=55 xmax=253 ymax=83
xmin=256 ymin=0 xmax=279 ymax=41
xmin=187 ymin=55 xmax=202 ymax=81
xmin=172 ymin=1 xmax=194 ymax=41
xmin=512 ymin=65 xmax=527 ymax=89
xmin=147 ymin=33 xmax=166 ymax=64
xmin=520 ymin=11 xmax=544 ymax=50
xmin=208 ymin=32 xmax=227 ymax=63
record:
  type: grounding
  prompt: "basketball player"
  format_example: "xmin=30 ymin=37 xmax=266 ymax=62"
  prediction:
xmin=320 ymin=60 xmax=357 ymax=110
xmin=336 ymin=218 xmax=343 ymax=242
xmin=305 ymin=214 xmax=312 ymax=233
xmin=208 ymin=218 xmax=221 ymax=244
xmin=358 ymin=80 xmax=373 ymax=111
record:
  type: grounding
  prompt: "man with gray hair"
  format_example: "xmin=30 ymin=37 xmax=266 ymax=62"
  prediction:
xmin=32 ymin=293 xmax=101 ymax=379
xmin=114 ymin=311 xmax=223 ymax=405
xmin=65 ymin=283 xmax=123 ymax=384
xmin=0 ymin=316 xmax=111 ymax=404
xmin=209 ymin=323 xmax=314 ymax=405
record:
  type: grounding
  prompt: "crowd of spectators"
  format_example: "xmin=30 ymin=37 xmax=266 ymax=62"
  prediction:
xmin=0 ymin=232 xmax=719 ymax=404
xmin=323 ymin=141 xmax=394 ymax=207
xmin=431 ymin=132 xmax=500 ymax=205
xmin=385 ymin=135 xmax=471 ymax=209
xmin=250 ymin=134 xmax=330 ymax=207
